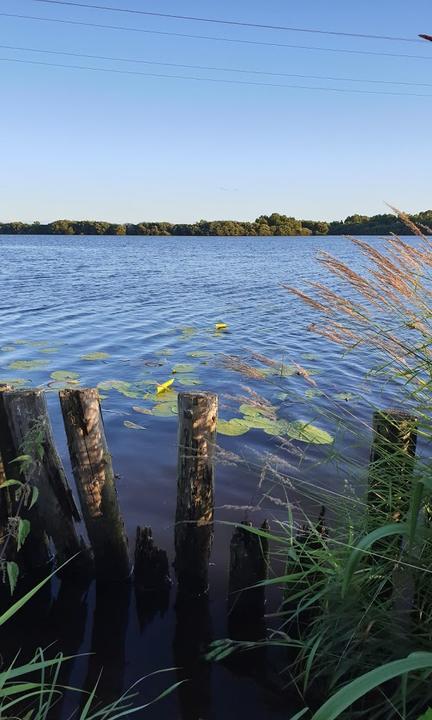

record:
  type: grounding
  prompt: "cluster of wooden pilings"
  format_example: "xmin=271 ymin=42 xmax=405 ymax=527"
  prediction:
xmin=0 ymin=381 xmax=419 ymax=613
xmin=0 ymin=385 xmax=270 ymax=622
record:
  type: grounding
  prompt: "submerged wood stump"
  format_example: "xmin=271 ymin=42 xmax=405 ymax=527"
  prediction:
xmin=134 ymin=526 xmax=170 ymax=591
xmin=2 ymin=389 xmax=82 ymax=570
xmin=228 ymin=520 xmax=269 ymax=621
xmin=175 ymin=391 xmax=217 ymax=597
xmin=368 ymin=409 xmax=417 ymax=529
xmin=59 ymin=388 xmax=130 ymax=581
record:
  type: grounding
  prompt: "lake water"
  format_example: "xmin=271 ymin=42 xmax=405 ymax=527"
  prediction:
xmin=0 ymin=234 xmax=407 ymax=719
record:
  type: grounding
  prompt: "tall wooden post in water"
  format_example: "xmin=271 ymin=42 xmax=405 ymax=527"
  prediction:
xmin=59 ymin=388 xmax=130 ymax=581
xmin=368 ymin=408 xmax=418 ymax=529
xmin=175 ymin=391 xmax=217 ymax=596
xmin=1 ymin=389 xmax=82 ymax=568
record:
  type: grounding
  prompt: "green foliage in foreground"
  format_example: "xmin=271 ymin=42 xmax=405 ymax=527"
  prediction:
xmin=1 ymin=210 xmax=431 ymax=236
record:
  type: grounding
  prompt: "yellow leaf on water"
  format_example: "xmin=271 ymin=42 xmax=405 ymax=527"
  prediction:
xmin=215 ymin=322 xmax=228 ymax=330
xmin=156 ymin=379 xmax=174 ymax=395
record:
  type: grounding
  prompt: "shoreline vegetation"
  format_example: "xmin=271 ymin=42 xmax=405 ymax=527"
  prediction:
xmin=1 ymin=210 xmax=431 ymax=236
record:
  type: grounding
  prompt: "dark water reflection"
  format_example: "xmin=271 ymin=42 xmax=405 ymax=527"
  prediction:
xmin=0 ymin=234 xmax=414 ymax=718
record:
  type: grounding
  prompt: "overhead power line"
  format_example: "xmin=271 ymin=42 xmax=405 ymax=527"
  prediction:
xmin=2 ymin=13 xmax=432 ymax=63
xmin=3 ymin=43 xmax=432 ymax=88
xmin=2 ymin=56 xmax=432 ymax=98
xmin=27 ymin=0 xmax=422 ymax=43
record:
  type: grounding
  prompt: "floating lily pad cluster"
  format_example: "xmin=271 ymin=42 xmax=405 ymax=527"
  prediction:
xmin=8 ymin=359 xmax=48 ymax=371
xmin=218 ymin=402 xmax=333 ymax=444
xmin=80 ymin=352 xmax=111 ymax=361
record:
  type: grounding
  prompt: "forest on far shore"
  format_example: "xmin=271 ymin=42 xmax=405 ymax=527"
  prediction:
xmin=1 ymin=211 xmax=430 ymax=236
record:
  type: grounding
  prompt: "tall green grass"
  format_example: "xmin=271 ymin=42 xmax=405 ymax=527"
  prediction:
xmin=211 ymin=214 xmax=432 ymax=719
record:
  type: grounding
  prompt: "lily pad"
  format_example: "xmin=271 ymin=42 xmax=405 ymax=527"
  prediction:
xmin=239 ymin=403 xmax=275 ymax=420
xmin=178 ymin=376 xmax=201 ymax=386
xmin=180 ymin=326 xmax=197 ymax=338
xmin=132 ymin=406 xmax=153 ymax=415
xmin=145 ymin=389 xmax=178 ymax=403
xmin=152 ymin=403 xmax=178 ymax=417
xmin=334 ymin=392 xmax=356 ymax=402
xmin=305 ymin=388 xmax=325 ymax=399
xmin=124 ymin=420 xmax=146 ymax=430
xmin=172 ymin=364 xmax=195 ymax=374
xmin=0 ymin=378 xmax=30 ymax=388
xmin=187 ymin=350 xmax=212 ymax=358
xmin=9 ymin=360 xmax=48 ymax=371
xmin=51 ymin=370 xmax=80 ymax=383
xmin=218 ymin=419 xmax=249 ymax=436
xmin=97 ymin=380 xmax=140 ymax=398
xmin=155 ymin=348 xmax=173 ymax=356
xmin=281 ymin=420 xmax=334 ymax=445
xmin=268 ymin=364 xmax=297 ymax=378
xmin=80 ymin=352 xmax=111 ymax=361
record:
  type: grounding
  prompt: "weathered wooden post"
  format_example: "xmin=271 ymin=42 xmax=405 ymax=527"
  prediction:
xmin=0 ymin=384 xmax=13 ymax=562
xmin=228 ymin=520 xmax=269 ymax=621
xmin=134 ymin=526 xmax=171 ymax=631
xmin=59 ymin=388 xmax=130 ymax=581
xmin=175 ymin=391 xmax=217 ymax=596
xmin=2 ymin=389 xmax=82 ymax=569
xmin=134 ymin=526 xmax=170 ymax=591
xmin=368 ymin=409 xmax=418 ymax=529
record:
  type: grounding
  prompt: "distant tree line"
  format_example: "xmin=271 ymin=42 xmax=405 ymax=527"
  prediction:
xmin=1 ymin=211 xmax=431 ymax=236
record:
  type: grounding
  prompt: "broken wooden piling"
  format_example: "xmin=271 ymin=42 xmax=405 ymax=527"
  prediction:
xmin=368 ymin=408 xmax=418 ymax=529
xmin=59 ymin=388 xmax=130 ymax=581
xmin=1 ymin=389 xmax=82 ymax=569
xmin=134 ymin=526 xmax=170 ymax=591
xmin=228 ymin=520 xmax=269 ymax=621
xmin=175 ymin=391 xmax=217 ymax=596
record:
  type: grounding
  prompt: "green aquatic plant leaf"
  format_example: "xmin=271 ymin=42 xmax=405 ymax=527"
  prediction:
xmin=172 ymin=363 xmax=195 ymax=374
xmin=124 ymin=420 xmax=146 ymax=430
xmin=50 ymin=370 xmax=80 ymax=383
xmin=333 ymin=392 xmax=356 ymax=402
xmin=179 ymin=326 xmax=197 ymax=339
xmin=187 ymin=350 xmax=213 ymax=358
xmin=0 ymin=378 xmax=30 ymax=388
xmin=281 ymin=420 xmax=334 ymax=445
xmin=9 ymin=360 xmax=48 ymax=371
xmin=218 ymin=419 xmax=249 ymax=436
xmin=269 ymin=364 xmax=297 ymax=378
xmin=155 ymin=348 xmax=174 ymax=356
xmin=39 ymin=347 xmax=59 ymax=354
xmin=178 ymin=376 xmax=201 ymax=386
xmin=132 ymin=406 xmax=153 ymax=415
xmin=97 ymin=380 xmax=140 ymax=398
xmin=305 ymin=388 xmax=325 ymax=399
xmin=152 ymin=403 xmax=178 ymax=417
xmin=80 ymin=352 xmax=111 ymax=361
xmin=239 ymin=403 xmax=275 ymax=420
xmin=145 ymin=389 xmax=178 ymax=403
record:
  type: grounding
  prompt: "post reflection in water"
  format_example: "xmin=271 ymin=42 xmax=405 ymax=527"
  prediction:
xmin=82 ymin=580 xmax=131 ymax=708
xmin=173 ymin=592 xmax=212 ymax=720
xmin=48 ymin=577 xmax=90 ymax=720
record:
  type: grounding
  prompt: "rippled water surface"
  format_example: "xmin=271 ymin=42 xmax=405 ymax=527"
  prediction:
xmin=0 ymin=234 xmax=403 ymax=719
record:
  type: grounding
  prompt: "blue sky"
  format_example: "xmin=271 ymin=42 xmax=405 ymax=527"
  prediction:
xmin=1 ymin=0 xmax=432 ymax=223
